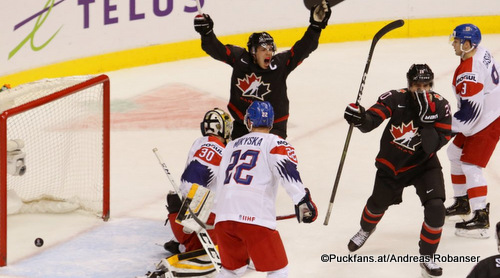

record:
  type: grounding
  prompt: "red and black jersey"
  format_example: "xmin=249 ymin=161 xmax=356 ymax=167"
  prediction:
xmin=200 ymin=26 xmax=321 ymax=139
xmin=357 ymin=88 xmax=452 ymax=177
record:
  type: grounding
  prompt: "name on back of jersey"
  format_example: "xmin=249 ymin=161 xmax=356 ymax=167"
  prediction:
xmin=233 ymin=136 xmax=263 ymax=147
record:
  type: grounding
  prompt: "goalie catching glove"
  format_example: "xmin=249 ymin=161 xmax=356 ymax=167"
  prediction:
xmin=309 ymin=0 xmax=332 ymax=30
xmin=415 ymin=89 xmax=438 ymax=124
xmin=194 ymin=14 xmax=214 ymax=36
xmin=295 ymin=188 xmax=318 ymax=223
xmin=344 ymin=103 xmax=366 ymax=127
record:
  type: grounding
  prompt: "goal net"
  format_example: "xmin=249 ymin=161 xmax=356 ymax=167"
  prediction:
xmin=0 ymin=74 xmax=110 ymax=266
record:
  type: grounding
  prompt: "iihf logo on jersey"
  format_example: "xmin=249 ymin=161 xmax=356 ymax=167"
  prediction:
xmin=236 ymin=73 xmax=271 ymax=100
xmin=390 ymin=122 xmax=421 ymax=151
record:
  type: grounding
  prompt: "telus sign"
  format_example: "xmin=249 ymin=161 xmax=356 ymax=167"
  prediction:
xmin=9 ymin=0 xmax=204 ymax=60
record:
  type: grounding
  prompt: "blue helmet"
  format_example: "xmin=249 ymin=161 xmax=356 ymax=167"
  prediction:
xmin=451 ymin=24 xmax=481 ymax=47
xmin=244 ymin=101 xmax=274 ymax=130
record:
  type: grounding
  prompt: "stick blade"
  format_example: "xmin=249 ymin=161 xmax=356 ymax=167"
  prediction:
xmin=374 ymin=19 xmax=405 ymax=41
xmin=304 ymin=0 xmax=344 ymax=10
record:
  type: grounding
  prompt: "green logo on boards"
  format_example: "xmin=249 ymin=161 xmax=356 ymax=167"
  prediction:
xmin=9 ymin=0 xmax=63 ymax=59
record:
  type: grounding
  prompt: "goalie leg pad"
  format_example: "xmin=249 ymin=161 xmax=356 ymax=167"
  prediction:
xmin=156 ymin=248 xmax=217 ymax=277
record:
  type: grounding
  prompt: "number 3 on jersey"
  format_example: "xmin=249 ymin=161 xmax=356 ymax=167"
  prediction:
xmin=224 ymin=150 xmax=259 ymax=185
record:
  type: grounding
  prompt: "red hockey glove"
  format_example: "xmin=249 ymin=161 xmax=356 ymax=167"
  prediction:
xmin=344 ymin=103 xmax=366 ymax=127
xmin=295 ymin=188 xmax=318 ymax=223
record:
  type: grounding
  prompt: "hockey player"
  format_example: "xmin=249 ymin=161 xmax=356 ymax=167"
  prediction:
xmin=466 ymin=221 xmax=500 ymax=277
xmin=193 ymin=1 xmax=331 ymax=139
xmin=444 ymin=23 xmax=500 ymax=239
xmin=344 ymin=64 xmax=452 ymax=278
xmin=163 ymin=108 xmax=232 ymax=255
xmin=214 ymin=101 xmax=318 ymax=278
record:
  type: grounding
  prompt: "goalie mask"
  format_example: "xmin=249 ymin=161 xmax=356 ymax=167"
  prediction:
xmin=200 ymin=108 xmax=232 ymax=142
xmin=247 ymin=32 xmax=276 ymax=56
xmin=244 ymin=101 xmax=274 ymax=131
xmin=406 ymin=64 xmax=434 ymax=88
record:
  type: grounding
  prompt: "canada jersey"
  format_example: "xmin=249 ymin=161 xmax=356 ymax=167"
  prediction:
xmin=200 ymin=27 xmax=321 ymax=126
xmin=466 ymin=254 xmax=500 ymax=278
xmin=179 ymin=136 xmax=225 ymax=198
xmin=215 ymin=132 xmax=307 ymax=230
xmin=358 ymin=89 xmax=452 ymax=176
xmin=452 ymin=46 xmax=500 ymax=136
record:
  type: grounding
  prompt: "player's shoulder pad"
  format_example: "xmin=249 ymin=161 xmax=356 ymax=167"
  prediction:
xmin=199 ymin=141 xmax=224 ymax=156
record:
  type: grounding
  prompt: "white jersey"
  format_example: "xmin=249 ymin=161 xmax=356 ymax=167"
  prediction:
xmin=215 ymin=132 xmax=307 ymax=230
xmin=179 ymin=136 xmax=225 ymax=198
xmin=452 ymin=46 xmax=500 ymax=136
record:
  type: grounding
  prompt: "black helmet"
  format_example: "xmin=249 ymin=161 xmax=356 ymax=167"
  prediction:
xmin=247 ymin=32 xmax=276 ymax=55
xmin=407 ymin=64 xmax=434 ymax=88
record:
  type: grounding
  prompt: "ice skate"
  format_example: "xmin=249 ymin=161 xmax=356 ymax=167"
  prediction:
xmin=420 ymin=258 xmax=442 ymax=277
xmin=445 ymin=195 xmax=470 ymax=222
xmin=348 ymin=228 xmax=375 ymax=252
xmin=455 ymin=203 xmax=490 ymax=239
xmin=163 ymin=240 xmax=181 ymax=254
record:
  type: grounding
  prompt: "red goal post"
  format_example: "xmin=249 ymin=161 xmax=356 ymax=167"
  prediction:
xmin=0 ymin=74 xmax=110 ymax=266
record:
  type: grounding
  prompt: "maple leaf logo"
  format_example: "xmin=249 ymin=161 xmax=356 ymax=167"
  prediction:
xmin=236 ymin=73 xmax=271 ymax=100
xmin=390 ymin=122 xmax=421 ymax=151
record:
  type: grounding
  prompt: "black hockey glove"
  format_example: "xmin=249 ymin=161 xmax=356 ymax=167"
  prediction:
xmin=415 ymin=89 xmax=438 ymax=124
xmin=295 ymin=188 xmax=318 ymax=223
xmin=344 ymin=103 xmax=366 ymax=127
xmin=166 ymin=191 xmax=182 ymax=214
xmin=194 ymin=14 xmax=213 ymax=35
xmin=309 ymin=0 xmax=332 ymax=30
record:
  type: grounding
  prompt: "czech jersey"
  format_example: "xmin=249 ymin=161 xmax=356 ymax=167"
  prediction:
xmin=179 ymin=136 xmax=225 ymax=198
xmin=215 ymin=132 xmax=307 ymax=230
xmin=358 ymin=89 xmax=452 ymax=177
xmin=200 ymin=27 xmax=321 ymax=135
xmin=452 ymin=46 xmax=500 ymax=136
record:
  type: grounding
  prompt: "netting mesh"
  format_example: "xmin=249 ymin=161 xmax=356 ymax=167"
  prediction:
xmin=1 ymin=76 xmax=105 ymax=215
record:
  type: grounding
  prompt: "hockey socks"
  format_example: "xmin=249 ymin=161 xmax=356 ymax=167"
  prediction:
xmin=419 ymin=222 xmax=442 ymax=256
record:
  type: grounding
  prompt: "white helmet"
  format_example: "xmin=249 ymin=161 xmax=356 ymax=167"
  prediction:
xmin=200 ymin=108 xmax=233 ymax=141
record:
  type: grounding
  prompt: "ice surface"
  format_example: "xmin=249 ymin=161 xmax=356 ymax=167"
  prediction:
xmin=1 ymin=34 xmax=499 ymax=278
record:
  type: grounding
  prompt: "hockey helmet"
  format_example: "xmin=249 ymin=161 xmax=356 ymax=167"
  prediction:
xmin=450 ymin=24 xmax=481 ymax=47
xmin=200 ymin=108 xmax=233 ymax=141
xmin=244 ymin=101 xmax=274 ymax=130
xmin=406 ymin=64 xmax=434 ymax=88
xmin=247 ymin=32 xmax=276 ymax=56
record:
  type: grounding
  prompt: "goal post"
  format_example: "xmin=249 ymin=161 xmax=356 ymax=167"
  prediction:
xmin=0 ymin=74 xmax=110 ymax=266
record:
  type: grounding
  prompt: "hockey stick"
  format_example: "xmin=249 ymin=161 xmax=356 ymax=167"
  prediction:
xmin=303 ymin=0 xmax=344 ymax=10
xmin=152 ymin=148 xmax=221 ymax=272
xmin=323 ymin=19 xmax=405 ymax=226
xmin=276 ymin=214 xmax=296 ymax=221
xmin=195 ymin=0 xmax=202 ymax=14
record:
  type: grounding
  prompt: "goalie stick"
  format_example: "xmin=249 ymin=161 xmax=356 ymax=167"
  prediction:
xmin=152 ymin=148 xmax=222 ymax=272
xmin=323 ymin=19 xmax=405 ymax=226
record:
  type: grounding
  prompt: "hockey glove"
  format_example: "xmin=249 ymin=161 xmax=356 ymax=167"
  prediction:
xmin=344 ymin=103 xmax=366 ymax=127
xmin=194 ymin=14 xmax=214 ymax=35
xmin=295 ymin=188 xmax=318 ymax=223
xmin=166 ymin=191 xmax=182 ymax=214
xmin=415 ymin=89 xmax=438 ymax=124
xmin=309 ymin=0 xmax=332 ymax=30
